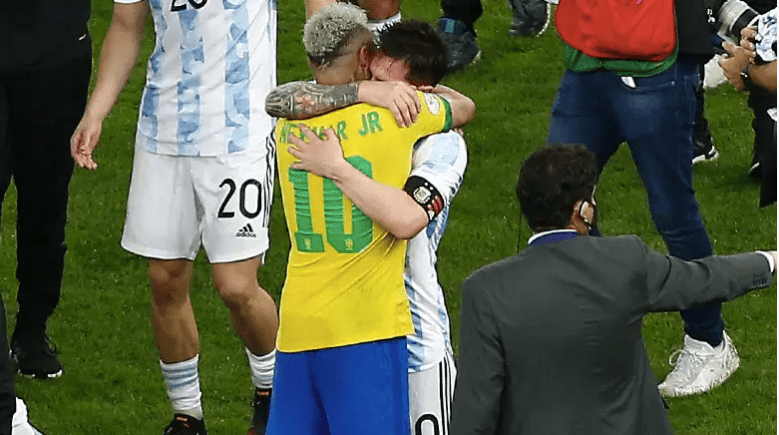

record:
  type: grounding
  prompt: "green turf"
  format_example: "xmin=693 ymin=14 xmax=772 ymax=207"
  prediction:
xmin=0 ymin=0 xmax=775 ymax=432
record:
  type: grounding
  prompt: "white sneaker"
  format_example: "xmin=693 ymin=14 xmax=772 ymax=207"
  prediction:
xmin=657 ymin=332 xmax=740 ymax=397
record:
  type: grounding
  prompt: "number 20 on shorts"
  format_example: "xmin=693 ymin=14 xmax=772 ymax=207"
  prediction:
xmin=289 ymin=156 xmax=373 ymax=254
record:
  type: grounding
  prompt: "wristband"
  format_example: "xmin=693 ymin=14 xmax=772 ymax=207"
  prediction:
xmin=740 ymin=62 xmax=755 ymax=90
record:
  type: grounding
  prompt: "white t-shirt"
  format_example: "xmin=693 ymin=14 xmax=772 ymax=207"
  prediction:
xmin=405 ymin=131 xmax=468 ymax=372
xmin=115 ymin=0 xmax=277 ymax=156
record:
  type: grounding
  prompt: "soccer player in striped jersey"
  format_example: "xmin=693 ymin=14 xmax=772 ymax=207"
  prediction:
xmin=267 ymin=17 xmax=468 ymax=435
xmin=70 ymin=1 xmax=278 ymax=433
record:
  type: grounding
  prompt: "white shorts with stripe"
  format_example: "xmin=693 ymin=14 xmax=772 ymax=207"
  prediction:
xmin=409 ymin=350 xmax=456 ymax=435
xmin=121 ymin=138 xmax=275 ymax=263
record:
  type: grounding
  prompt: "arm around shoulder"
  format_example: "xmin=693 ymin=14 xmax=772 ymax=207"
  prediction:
xmin=286 ymin=125 xmax=428 ymax=239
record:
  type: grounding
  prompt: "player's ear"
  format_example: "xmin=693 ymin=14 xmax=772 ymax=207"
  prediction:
xmin=357 ymin=46 xmax=372 ymax=71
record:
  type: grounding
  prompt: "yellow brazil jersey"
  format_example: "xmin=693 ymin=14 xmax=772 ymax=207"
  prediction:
xmin=275 ymin=91 xmax=453 ymax=352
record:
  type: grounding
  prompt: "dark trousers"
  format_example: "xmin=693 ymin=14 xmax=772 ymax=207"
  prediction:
xmin=441 ymin=0 xmax=483 ymax=30
xmin=0 ymin=294 xmax=14 ymax=435
xmin=693 ymin=61 xmax=712 ymax=145
xmin=547 ymin=57 xmax=725 ymax=346
xmin=0 ymin=52 xmax=91 ymax=335
xmin=748 ymin=87 xmax=777 ymax=207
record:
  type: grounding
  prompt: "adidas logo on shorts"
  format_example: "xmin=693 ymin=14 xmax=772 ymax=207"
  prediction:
xmin=235 ymin=223 xmax=257 ymax=238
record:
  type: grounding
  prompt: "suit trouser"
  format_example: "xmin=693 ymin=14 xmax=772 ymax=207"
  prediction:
xmin=0 ymin=52 xmax=91 ymax=335
xmin=547 ymin=56 xmax=725 ymax=346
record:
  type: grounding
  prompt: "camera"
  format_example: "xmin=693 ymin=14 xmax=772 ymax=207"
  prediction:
xmin=706 ymin=0 xmax=760 ymax=43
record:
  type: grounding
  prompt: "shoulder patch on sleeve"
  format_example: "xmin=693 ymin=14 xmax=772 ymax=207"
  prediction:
xmin=424 ymin=93 xmax=441 ymax=116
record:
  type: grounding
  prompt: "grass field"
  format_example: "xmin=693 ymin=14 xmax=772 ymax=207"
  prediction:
xmin=0 ymin=0 xmax=775 ymax=433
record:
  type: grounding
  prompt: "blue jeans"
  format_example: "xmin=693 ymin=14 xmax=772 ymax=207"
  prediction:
xmin=547 ymin=58 xmax=724 ymax=346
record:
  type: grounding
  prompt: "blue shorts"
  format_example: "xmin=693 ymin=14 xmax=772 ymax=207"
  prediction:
xmin=267 ymin=337 xmax=409 ymax=435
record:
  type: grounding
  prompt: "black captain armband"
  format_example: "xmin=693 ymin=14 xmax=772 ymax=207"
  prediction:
xmin=404 ymin=176 xmax=444 ymax=222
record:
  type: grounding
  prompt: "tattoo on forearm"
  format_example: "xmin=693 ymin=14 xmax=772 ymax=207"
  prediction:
xmin=265 ymin=81 xmax=360 ymax=119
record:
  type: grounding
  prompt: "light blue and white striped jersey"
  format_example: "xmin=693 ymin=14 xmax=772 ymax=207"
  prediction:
xmin=116 ymin=0 xmax=277 ymax=156
xmin=405 ymin=131 xmax=468 ymax=373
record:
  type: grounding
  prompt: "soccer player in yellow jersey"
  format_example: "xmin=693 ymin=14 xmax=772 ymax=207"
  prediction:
xmin=269 ymin=18 xmax=470 ymax=435
xmin=265 ymin=4 xmax=475 ymax=435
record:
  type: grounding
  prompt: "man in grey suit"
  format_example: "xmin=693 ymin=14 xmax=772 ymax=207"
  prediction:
xmin=450 ymin=144 xmax=776 ymax=435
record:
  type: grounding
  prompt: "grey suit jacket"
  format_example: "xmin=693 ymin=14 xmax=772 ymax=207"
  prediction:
xmin=451 ymin=235 xmax=773 ymax=435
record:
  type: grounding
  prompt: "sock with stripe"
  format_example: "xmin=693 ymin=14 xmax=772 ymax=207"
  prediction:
xmin=160 ymin=355 xmax=204 ymax=420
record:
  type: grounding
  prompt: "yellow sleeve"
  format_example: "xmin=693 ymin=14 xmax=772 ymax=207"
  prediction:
xmin=408 ymin=91 xmax=453 ymax=141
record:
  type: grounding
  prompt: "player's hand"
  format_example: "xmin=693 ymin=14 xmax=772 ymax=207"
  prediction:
xmin=719 ymin=41 xmax=752 ymax=91
xmin=358 ymin=80 xmax=420 ymax=128
xmin=288 ymin=125 xmax=349 ymax=179
xmin=70 ymin=115 xmax=103 ymax=170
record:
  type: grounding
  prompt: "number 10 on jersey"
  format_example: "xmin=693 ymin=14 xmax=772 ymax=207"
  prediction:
xmin=288 ymin=156 xmax=373 ymax=254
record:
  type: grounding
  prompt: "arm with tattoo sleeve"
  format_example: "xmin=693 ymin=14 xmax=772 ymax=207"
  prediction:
xmin=266 ymin=80 xmax=423 ymax=127
xmin=265 ymin=81 xmax=360 ymax=120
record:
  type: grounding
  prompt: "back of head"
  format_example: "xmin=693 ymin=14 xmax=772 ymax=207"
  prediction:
xmin=516 ymin=144 xmax=598 ymax=231
xmin=376 ymin=20 xmax=447 ymax=86
xmin=304 ymin=2 xmax=375 ymax=69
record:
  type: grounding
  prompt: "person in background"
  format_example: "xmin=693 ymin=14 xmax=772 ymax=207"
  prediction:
xmin=547 ymin=0 xmax=745 ymax=397
xmin=0 ymin=0 xmax=92 ymax=381
xmin=719 ymin=10 xmax=777 ymax=206
xmin=435 ymin=0 xmax=551 ymax=72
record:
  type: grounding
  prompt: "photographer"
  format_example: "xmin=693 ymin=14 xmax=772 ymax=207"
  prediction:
xmin=719 ymin=8 xmax=776 ymax=206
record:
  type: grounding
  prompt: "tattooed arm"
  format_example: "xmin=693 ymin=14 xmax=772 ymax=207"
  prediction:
xmin=265 ymin=81 xmax=359 ymax=119
xmin=265 ymin=80 xmax=421 ymax=127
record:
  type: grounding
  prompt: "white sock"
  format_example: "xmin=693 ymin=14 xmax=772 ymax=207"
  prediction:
xmin=160 ymin=355 xmax=203 ymax=420
xmin=246 ymin=348 xmax=276 ymax=389
xmin=367 ymin=12 xmax=402 ymax=38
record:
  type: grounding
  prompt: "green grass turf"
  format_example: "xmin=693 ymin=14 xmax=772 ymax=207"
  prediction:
xmin=0 ymin=0 xmax=775 ymax=432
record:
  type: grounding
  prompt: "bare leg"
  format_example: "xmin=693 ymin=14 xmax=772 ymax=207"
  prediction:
xmin=211 ymin=257 xmax=278 ymax=355
xmin=149 ymin=259 xmax=198 ymax=363
xmin=306 ymin=0 xmax=337 ymax=18
xmin=305 ymin=0 xmax=401 ymax=20
xmin=354 ymin=0 xmax=401 ymax=20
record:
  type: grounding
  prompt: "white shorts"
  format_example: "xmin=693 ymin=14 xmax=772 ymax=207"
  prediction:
xmin=121 ymin=143 xmax=275 ymax=263
xmin=408 ymin=350 xmax=456 ymax=435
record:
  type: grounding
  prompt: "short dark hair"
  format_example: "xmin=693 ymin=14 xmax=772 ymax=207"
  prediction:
xmin=516 ymin=144 xmax=599 ymax=231
xmin=376 ymin=20 xmax=447 ymax=86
